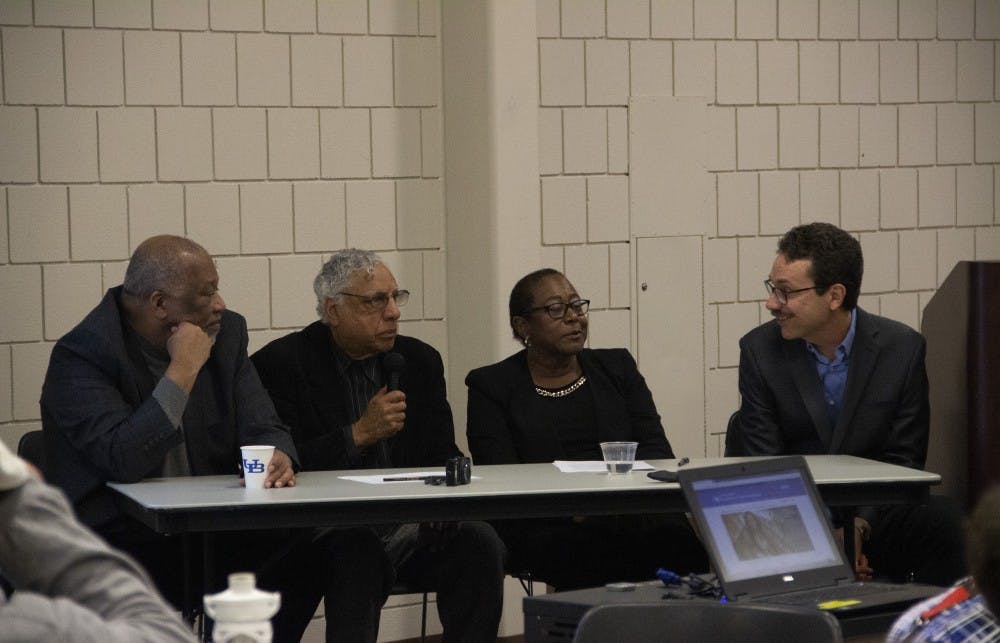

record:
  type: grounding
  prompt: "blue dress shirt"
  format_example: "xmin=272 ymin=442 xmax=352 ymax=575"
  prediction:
xmin=805 ymin=309 xmax=857 ymax=429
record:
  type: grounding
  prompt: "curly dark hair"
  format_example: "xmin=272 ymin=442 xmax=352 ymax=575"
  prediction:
xmin=777 ymin=223 xmax=863 ymax=310
xmin=508 ymin=268 xmax=563 ymax=340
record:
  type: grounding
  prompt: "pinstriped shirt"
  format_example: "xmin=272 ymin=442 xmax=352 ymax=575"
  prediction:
xmin=331 ymin=342 xmax=388 ymax=467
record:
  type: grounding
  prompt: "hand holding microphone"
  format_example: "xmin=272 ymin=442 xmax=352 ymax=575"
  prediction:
xmin=352 ymin=352 xmax=407 ymax=448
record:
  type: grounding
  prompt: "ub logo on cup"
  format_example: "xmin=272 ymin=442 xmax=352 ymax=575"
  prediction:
xmin=244 ymin=458 xmax=267 ymax=474
xmin=240 ymin=445 xmax=275 ymax=490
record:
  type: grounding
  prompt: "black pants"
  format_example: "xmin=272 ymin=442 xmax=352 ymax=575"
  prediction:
xmin=103 ymin=519 xmax=504 ymax=643
xmin=494 ymin=513 xmax=708 ymax=592
xmin=103 ymin=522 xmax=391 ymax=643
xmin=866 ymin=495 xmax=966 ymax=586
xmin=394 ymin=521 xmax=506 ymax=643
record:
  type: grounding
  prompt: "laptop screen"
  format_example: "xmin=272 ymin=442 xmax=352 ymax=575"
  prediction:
xmin=687 ymin=468 xmax=844 ymax=582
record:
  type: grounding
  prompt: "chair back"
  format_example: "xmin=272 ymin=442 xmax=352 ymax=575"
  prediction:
xmin=16 ymin=430 xmax=45 ymax=472
xmin=723 ymin=410 xmax=743 ymax=456
xmin=572 ymin=601 xmax=842 ymax=643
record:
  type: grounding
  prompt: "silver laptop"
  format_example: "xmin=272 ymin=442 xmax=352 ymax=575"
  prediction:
xmin=678 ymin=456 xmax=940 ymax=615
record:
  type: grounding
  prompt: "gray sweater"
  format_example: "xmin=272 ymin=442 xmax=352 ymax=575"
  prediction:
xmin=0 ymin=472 xmax=195 ymax=642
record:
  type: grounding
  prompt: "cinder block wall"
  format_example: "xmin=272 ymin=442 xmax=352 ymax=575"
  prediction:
xmin=532 ymin=0 xmax=1000 ymax=453
xmin=0 ymin=0 xmax=446 ymax=451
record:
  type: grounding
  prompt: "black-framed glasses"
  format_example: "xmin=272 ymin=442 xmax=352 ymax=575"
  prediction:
xmin=521 ymin=299 xmax=590 ymax=320
xmin=764 ymin=279 xmax=820 ymax=305
xmin=337 ymin=289 xmax=410 ymax=312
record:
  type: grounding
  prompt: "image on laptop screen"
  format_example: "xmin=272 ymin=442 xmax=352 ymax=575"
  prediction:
xmin=689 ymin=469 xmax=844 ymax=582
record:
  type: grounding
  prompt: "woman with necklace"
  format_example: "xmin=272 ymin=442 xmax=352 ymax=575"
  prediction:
xmin=465 ymin=268 xmax=706 ymax=590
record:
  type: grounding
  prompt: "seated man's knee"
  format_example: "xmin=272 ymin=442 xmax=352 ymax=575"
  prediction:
xmin=317 ymin=528 xmax=388 ymax=569
xmin=455 ymin=522 xmax=506 ymax=572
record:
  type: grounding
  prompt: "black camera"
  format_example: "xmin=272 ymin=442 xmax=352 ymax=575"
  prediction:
xmin=445 ymin=456 xmax=472 ymax=486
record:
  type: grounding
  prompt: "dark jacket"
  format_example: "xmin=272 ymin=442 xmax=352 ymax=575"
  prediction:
xmin=465 ymin=348 xmax=673 ymax=464
xmin=251 ymin=321 xmax=461 ymax=471
xmin=40 ymin=287 xmax=297 ymax=529
xmin=737 ymin=307 xmax=929 ymax=470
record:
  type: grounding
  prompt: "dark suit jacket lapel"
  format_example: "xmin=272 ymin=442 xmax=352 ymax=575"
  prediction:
xmin=577 ymin=350 xmax=624 ymax=442
xmin=784 ymin=338 xmax=833 ymax=448
xmin=301 ymin=322 xmax=352 ymax=430
xmin=830 ymin=309 xmax=878 ymax=454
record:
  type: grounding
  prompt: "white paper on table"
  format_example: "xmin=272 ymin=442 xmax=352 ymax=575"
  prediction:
xmin=340 ymin=470 xmax=444 ymax=484
xmin=553 ymin=460 xmax=654 ymax=473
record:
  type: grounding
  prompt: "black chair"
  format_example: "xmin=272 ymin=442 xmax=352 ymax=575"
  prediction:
xmin=16 ymin=430 xmax=45 ymax=472
xmin=572 ymin=601 xmax=842 ymax=643
xmin=723 ymin=410 xmax=743 ymax=456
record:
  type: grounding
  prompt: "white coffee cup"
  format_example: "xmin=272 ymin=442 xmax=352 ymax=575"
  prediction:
xmin=241 ymin=445 xmax=275 ymax=490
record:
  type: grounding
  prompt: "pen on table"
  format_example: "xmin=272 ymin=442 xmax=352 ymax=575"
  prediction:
xmin=382 ymin=475 xmax=430 ymax=482
xmin=676 ymin=456 xmax=690 ymax=467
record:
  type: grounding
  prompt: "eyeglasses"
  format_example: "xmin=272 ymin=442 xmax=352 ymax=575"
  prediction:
xmin=521 ymin=299 xmax=590 ymax=320
xmin=337 ymin=289 xmax=410 ymax=312
xmin=764 ymin=279 xmax=820 ymax=305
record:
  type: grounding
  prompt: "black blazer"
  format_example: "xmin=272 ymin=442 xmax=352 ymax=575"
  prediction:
xmin=737 ymin=308 xmax=929 ymax=471
xmin=40 ymin=287 xmax=297 ymax=529
xmin=251 ymin=321 xmax=461 ymax=471
xmin=465 ymin=348 xmax=673 ymax=464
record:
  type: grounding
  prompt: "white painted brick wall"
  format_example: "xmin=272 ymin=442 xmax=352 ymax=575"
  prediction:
xmin=0 ymin=265 xmax=41 ymax=342
xmin=152 ymin=1 xmax=208 ymax=32
xmin=69 ymin=186 xmax=129 ymax=261
xmin=128 ymin=185 xmax=185 ymax=249
xmin=181 ymin=33 xmax=236 ymax=105
xmin=39 ymin=108 xmax=98 ymax=182
xmin=919 ymin=42 xmax=956 ymax=102
xmin=12 ymin=342 xmax=51 ymax=420
xmin=65 ymin=30 xmax=123 ymax=106
xmin=607 ymin=0 xmax=648 ymax=38
xmin=185 ymin=183 xmax=241 ymax=256
xmin=42 ymin=263 xmax=104 ymax=340
xmin=800 ymin=170 xmax=840 ymax=225
xmin=585 ymin=40 xmax=628 ymax=106
xmin=0 ymin=107 xmax=37 ymax=181
xmin=718 ymin=172 xmax=758 ymax=236
xmin=213 ymin=108 xmax=268 ymax=180
xmin=841 ymin=42 xmax=878 ymax=104
xmin=918 ymin=167 xmax=957 ymax=228
xmin=8 ymin=186 xmax=69 ymax=262
xmin=240 ymin=183 xmax=295 ymax=254
xmin=269 ymin=109 xmax=321 ymax=179
xmin=840 ymin=169 xmax=879 ymax=230
xmin=293 ymin=181 xmax=347 ymax=252
xmin=563 ymin=108 xmax=607 ymax=173
xmin=695 ymin=0 xmax=734 ymax=39
xmin=859 ymin=106 xmax=896 ymax=168
xmin=565 ymin=243 xmax=609 ymax=309
xmin=938 ymin=104 xmax=974 ymax=165
xmin=652 ymin=0 xmax=692 ymax=38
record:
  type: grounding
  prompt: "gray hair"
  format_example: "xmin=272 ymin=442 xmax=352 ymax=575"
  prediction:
xmin=314 ymin=249 xmax=382 ymax=320
xmin=122 ymin=235 xmax=209 ymax=299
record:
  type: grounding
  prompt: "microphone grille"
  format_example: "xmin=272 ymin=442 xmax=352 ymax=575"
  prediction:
xmin=383 ymin=351 xmax=406 ymax=373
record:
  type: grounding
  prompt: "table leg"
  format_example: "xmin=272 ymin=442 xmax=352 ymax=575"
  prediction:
xmin=202 ymin=533 xmax=215 ymax=643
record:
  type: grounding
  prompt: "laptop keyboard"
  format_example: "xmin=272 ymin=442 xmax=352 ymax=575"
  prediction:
xmin=757 ymin=582 xmax=907 ymax=606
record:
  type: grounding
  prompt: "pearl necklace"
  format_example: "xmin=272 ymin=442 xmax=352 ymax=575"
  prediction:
xmin=535 ymin=375 xmax=587 ymax=398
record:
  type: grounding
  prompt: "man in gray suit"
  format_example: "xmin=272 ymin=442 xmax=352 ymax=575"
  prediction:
xmin=737 ymin=222 xmax=963 ymax=586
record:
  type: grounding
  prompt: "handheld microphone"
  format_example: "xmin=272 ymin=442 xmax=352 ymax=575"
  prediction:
xmin=383 ymin=352 xmax=406 ymax=391
xmin=378 ymin=352 xmax=405 ymax=466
